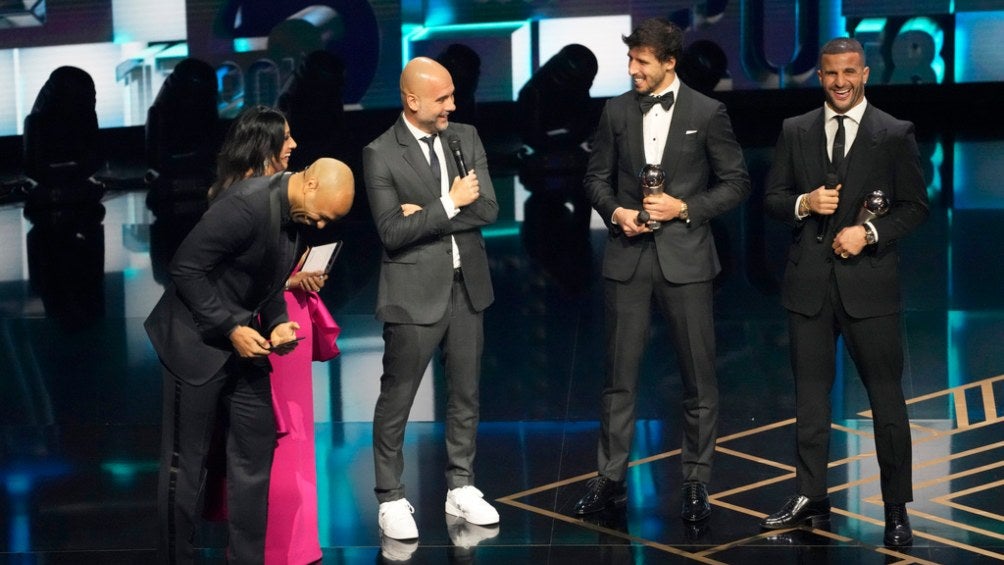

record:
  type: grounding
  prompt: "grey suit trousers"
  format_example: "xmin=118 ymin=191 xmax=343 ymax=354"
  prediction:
xmin=373 ymin=276 xmax=484 ymax=502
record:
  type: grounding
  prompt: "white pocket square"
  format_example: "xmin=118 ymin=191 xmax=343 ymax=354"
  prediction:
xmin=686 ymin=130 xmax=698 ymax=135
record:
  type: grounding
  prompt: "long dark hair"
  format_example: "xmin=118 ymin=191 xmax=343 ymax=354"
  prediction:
xmin=208 ymin=105 xmax=288 ymax=201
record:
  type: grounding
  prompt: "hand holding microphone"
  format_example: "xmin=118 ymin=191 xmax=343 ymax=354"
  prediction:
xmin=447 ymin=136 xmax=469 ymax=178
xmin=814 ymin=173 xmax=841 ymax=243
xmin=446 ymin=135 xmax=479 ymax=207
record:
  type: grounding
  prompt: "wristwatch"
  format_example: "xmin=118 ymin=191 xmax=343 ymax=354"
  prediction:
xmin=863 ymin=223 xmax=877 ymax=245
xmin=679 ymin=201 xmax=689 ymax=222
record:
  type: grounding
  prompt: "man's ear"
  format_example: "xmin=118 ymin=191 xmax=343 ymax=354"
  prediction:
xmin=405 ymin=92 xmax=419 ymax=112
xmin=304 ymin=175 xmax=319 ymax=192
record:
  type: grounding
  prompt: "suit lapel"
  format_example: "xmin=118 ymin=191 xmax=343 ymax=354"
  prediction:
xmin=796 ymin=109 xmax=827 ymax=190
xmin=394 ymin=117 xmax=442 ymax=199
xmin=660 ymin=85 xmax=692 ymax=181
xmin=626 ymin=98 xmax=645 ymax=176
xmin=834 ymin=105 xmax=883 ymax=228
xmin=442 ymin=126 xmax=459 ymax=180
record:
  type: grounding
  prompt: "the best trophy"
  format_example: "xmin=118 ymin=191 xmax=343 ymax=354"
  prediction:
xmin=638 ymin=164 xmax=665 ymax=230
xmin=857 ymin=190 xmax=890 ymax=224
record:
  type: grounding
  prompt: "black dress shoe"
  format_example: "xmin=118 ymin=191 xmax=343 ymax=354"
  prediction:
xmin=680 ymin=481 xmax=711 ymax=522
xmin=884 ymin=503 xmax=912 ymax=546
xmin=760 ymin=495 xmax=830 ymax=529
xmin=573 ymin=476 xmax=626 ymax=515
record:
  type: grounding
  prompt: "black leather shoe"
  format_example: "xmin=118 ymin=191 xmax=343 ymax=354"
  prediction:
xmin=760 ymin=495 xmax=830 ymax=529
xmin=884 ymin=503 xmax=912 ymax=546
xmin=680 ymin=481 xmax=711 ymax=522
xmin=572 ymin=476 xmax=626 ymax=515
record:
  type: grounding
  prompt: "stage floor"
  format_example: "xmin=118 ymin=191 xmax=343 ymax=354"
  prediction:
xmin=2 ymin=139 xmax=1003 ymax=563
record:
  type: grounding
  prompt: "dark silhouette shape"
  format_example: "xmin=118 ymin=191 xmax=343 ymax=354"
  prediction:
xmin=677 ymin=40 xmax=729 ymax=95
xmin=277 ymin=50 xmax=350 ymax=172
xmin=26 ymin=203 xmax=106 ymax=331
xmin=22 ymin=66 xmax=104 ymax=209
xmin=436 ymin=43 xmax=481 ymax=125
xmin=515 ymin=44 xmax=600 ymax=294
xmin=144 ymin=58 xmax=220 ymax=212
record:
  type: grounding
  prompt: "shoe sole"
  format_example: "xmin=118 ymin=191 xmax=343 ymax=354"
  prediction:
xmin=379 ymin=529 xmax=419 ymax=541
xmin=760 ymin=513 xmax=830 ymax=530
xmin=884 ymin=534 xmax=913 ymax=546
xmin=681 ymin=508 xmax=712 ymax=523
xmin=445 ymin=501 xmax=500 ymax=526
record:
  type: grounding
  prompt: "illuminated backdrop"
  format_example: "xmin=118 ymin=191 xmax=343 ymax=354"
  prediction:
xmin=0 ymin=0 xmax=1000 ymax=136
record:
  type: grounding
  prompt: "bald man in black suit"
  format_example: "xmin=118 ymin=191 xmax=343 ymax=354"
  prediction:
xmin=146 ymin=159 xmax=354 ymax=564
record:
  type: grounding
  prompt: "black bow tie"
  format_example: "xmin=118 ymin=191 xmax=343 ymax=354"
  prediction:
xmin=639 ymin=91 xmax=674 ymax=114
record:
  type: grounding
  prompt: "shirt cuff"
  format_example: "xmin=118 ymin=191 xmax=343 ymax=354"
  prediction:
xmin=441 ymin=195 xmax=460 ymax=218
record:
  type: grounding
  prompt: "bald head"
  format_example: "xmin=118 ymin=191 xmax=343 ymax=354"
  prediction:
xmin=400 ymin=57 xmax=456 ymax=133
xmin=289 ymin=157 xmax=354 ymax=229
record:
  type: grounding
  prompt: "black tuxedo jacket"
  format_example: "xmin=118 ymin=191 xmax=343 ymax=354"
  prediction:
xmin=363 ymin=117 xmax=498 ymax=324
xmin=584 ymin=82 xmax=751 ymax=284
xmin=764 ymin=103 xmax=929 ymax=318
xmin=144 ymin=173 xmax=300 ymax=385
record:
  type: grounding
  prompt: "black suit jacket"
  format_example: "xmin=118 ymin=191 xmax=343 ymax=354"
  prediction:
xmin=144 ymin=173 xmax=300 ymax=385
xmin=764 ymin=103 xmax=929 ymax=318
xmin=363 ymin=117 xmax=498 ymax=324
xmin=584 ymin=82 xmax=751 ymax=284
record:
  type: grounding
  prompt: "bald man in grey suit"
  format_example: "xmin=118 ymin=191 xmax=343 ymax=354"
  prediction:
xmin=363 ymin=57 xmax=499 ymax=542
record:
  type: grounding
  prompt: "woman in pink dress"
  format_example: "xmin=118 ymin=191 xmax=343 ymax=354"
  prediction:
xmin=207 ymin=105 xmax=337 ymax=564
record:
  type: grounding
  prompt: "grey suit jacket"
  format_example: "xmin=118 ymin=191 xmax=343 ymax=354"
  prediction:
xmin=144 ymin=173 xmax=299 ymax=384
xmin=363 ymin=117 xmax=498 ymax=324
xmin=584 ymin=82 xmax=751 ymax=284
xmin=763 ymin=103 xmax=929 ymax=318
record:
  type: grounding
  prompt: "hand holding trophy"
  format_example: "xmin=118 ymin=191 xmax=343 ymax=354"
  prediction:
xmin=638 ymin=164 xmax=665 ymax=230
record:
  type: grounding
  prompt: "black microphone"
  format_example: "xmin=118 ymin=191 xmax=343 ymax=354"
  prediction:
xmin=816 ymin=173 xmax=839 ymax=243
xmin=447 ymin=136 xmax=468 ymax=178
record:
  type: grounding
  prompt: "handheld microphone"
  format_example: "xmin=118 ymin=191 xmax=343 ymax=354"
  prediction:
xmin=447 ymin=136 xmax=468 ymax=178
xmin=816 ymin=173 xmax=839 ymax=243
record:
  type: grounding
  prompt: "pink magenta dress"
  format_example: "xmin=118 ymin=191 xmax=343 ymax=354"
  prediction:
xmin=265 ymin=287 xmax=339 ymax=564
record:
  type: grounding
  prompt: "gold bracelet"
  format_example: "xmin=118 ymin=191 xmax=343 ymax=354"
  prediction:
xmin=798 ymin=194 xmax=812 ymax=217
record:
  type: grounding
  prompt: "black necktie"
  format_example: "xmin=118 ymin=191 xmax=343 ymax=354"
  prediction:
xmin=831 ymin=115 xmax=845 ymax=171
xmin=639 ymin=91 xmax=675 ymax=114
xmin=421 ymin=135 xmax=441 ymax=186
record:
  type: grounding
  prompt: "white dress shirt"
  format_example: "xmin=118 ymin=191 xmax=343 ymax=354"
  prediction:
xmin=642 ymin=76 xmax=681 ymax=165
xmin=404 ymin=116 xmax=462 ymax=267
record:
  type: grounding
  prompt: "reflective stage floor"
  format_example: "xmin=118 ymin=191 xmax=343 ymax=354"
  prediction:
xmin=2 ymin=136 xmax=1003 ymax=564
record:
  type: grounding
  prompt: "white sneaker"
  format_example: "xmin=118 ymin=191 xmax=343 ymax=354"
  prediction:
xmin=445 ymin=486 xmax=500 ymax=526
xmin=378 ymin=498 xmax=419 ymax=540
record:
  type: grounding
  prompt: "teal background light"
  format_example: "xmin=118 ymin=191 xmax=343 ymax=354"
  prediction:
xmin=402 ymin=21 xmax=529 ymax=67
xmin=955 ymin=11 xmax=1004 ymax=82
xmin=899 ymin=17 xmax=946 ymax=83
xmin=233 ymin=38 xmax=257 ymax=53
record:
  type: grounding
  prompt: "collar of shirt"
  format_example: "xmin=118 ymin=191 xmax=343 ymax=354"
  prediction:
xmin=403 ymin=115 xmax=440 ymax=158
xmin=649 ymin=75 xmax=680 ymax=103
xmin=642 ymin=76 xmax=680 ymax=164
xmin=823 ymin=98 xmax=867 ymax=154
